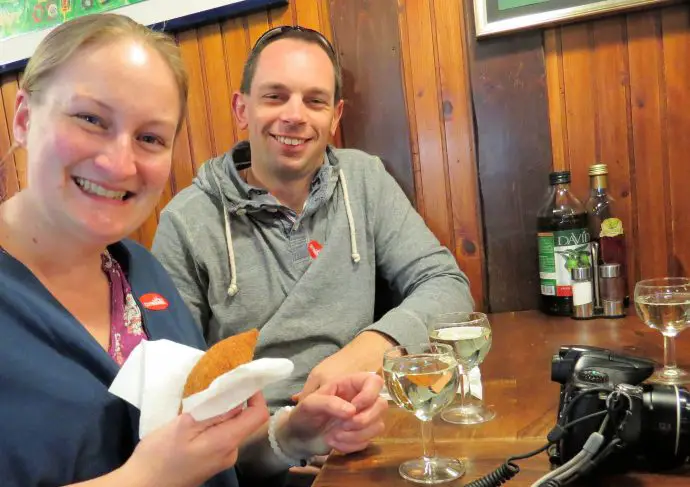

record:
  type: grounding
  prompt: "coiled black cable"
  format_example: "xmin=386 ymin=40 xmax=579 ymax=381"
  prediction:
xmin=464 ymin=462 xmax=520 ymax=487
xmin=464 ymin=442 xmax=552 ymax=487
xmin=463 ymin=402 xmax=610 ymax=487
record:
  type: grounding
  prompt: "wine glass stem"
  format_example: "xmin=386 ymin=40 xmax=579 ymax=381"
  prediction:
xmin=420 ymin=418 xmax=437 ymax=462
xmin=460 ymin=368 xmax=472 ymax=408
xmin=663 ymin=334 xmax=678 ymax=371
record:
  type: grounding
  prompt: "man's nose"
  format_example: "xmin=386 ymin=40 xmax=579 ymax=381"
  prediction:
xmin=280 ymin=96 xmax=307 ymax=124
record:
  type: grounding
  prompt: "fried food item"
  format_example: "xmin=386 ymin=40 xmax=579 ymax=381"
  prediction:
xmin=182 ymin=328 xmax=259 ymax=399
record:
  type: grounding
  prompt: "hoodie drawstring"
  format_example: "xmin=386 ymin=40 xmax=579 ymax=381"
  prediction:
xmin=339 ymin=169 xmax=361 ymax=263
xmin=210 ymin=167 xmax=240 ymax=296
xmin=223 ymin=209 xmax=239 ymax=297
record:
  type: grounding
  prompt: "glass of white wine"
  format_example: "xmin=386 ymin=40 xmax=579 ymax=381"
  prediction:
xmin=634 ymin=277 xmax=690 ymax=384
xmin=428 ymin=311 xmax=495 ymax=425
xmin=382 ymin=343 xmax=465 ymax=484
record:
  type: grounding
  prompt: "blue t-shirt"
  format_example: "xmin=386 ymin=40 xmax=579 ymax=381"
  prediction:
xmin=0 ymin=240 xmax=238 ymax=486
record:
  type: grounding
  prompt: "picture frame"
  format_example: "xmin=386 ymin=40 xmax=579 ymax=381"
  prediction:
xmin=474 ymin=0 xmax=673 ymax=38
xmin=0 ymin=0 xmax=287 ymax=73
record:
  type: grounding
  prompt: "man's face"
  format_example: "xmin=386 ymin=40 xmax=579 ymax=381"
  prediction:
xmin=233 ymin=38 xmax=343 ymax=182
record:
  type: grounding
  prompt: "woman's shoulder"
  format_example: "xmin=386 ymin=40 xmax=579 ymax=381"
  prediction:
xmin=109 ymin=239 xmax=208 ymax=350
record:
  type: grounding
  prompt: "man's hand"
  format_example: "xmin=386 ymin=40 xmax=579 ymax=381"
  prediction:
xmin=292 ymin=331 xmax=395 ymax=402
xmin=278 ymin=372 xmax=388 ymax=460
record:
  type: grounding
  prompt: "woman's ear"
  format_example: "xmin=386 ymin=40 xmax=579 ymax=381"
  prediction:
xmin=13 ymin=90 xmax=31 ymax=148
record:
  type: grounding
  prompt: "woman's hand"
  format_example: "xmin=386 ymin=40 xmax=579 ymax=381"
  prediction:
xmin=278 ymin=372 xmax=388 ymax=460
xmin=121 ymin=393 xmax=269 ymax=487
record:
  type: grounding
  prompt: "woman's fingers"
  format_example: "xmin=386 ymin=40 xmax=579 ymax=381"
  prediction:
xmin=339 ymin=397 xmax=388 ymax=431
xmin=326 ymin=419 xmax=385 ymax=447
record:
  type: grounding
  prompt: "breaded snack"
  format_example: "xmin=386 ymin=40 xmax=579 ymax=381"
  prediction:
xmin=182 ymin=328 xmax=259 ymax=399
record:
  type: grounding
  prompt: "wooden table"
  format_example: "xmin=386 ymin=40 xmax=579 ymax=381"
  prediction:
xmin=313 ymin=311 xmax=690 ymax=486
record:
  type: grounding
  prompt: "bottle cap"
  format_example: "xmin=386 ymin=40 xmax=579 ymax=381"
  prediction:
xmin=549 ymin=171 xmax=571 ymax=185
xmin=589 ymin=164 xmax=608 ymax=176
xmin=571 ymin=266 xmax=592 ymax=281
xmin=600 ymin=263 xmax=620 ymax=278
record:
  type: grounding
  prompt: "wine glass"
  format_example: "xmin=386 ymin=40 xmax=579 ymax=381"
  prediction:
xmin=382 ymin=343 xmax=465 ymax=484
xmin=428 ymin=311 xmax=495 ymax=425
xmin=634 ymin=277 xmax=690 ymax=384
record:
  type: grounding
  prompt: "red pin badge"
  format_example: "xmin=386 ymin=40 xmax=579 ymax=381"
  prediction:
xmin=308 ymin=240 xmax=323 ymax=259
xmin=140 ymin=293 xmax=169 ymax=311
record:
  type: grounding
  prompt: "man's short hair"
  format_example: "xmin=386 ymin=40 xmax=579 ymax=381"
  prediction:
xmin=240 ymin=26 xmax=342 ymax=102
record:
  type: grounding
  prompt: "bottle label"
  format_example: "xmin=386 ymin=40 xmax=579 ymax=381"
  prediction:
xmin=600 ymin=217 xmax=624 ymax=237
xmin=538 ymin=228 xmax=591 ymax=297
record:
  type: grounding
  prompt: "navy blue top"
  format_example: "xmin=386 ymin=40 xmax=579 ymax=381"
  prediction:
xmin=0 ymin=240 xmax=239 ymax=486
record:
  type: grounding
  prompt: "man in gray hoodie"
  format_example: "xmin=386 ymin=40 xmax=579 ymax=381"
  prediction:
xmin=152 ymin=26 xmax=474 ymax=410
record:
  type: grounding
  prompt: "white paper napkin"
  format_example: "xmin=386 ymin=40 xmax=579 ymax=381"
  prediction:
xmin=109 ymin=339 xmax=294 ymax=438
xmin=380 ymin=365 xmax=483 ymax=401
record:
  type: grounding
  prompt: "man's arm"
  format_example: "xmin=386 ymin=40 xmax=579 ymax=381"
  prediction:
xmin=296 ymin=158 xmax=473 ymax=399
xmin=151 ymin=209 xmax=212 ymax=338
xmin=365 ymin=157 xmax=474 ymax=345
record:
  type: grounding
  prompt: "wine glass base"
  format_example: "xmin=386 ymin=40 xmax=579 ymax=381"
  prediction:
xmin=441 ymin=404 xmax=496 ymax=425
xmin=399 ymin=457 xmax=465 ymax=484
xmin=649 ymin=367 xmax=690 ymax=385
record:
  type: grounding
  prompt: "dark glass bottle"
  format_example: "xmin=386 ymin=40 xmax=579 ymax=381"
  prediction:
xmin=585 ymin=163 xmax=629 ymax=305
xmin=537 ymin=171 xmax=591 ymax=316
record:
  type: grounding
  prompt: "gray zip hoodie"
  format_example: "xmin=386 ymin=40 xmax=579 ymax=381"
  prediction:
xmin=152 ymin=142 xmax=473 ymax=408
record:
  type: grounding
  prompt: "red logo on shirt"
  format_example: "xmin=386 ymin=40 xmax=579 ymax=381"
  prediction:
xmin=308 ymin=240 xmax=323 ymax=259
xmin=140 ymin=293 xmax=169 ymax=311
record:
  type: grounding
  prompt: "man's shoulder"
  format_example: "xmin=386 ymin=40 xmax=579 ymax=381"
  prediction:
xmin=161 ymin=181 xmax=218 ymax=219
xmin=331 ymin=147 xmax=383 ymax=168
xmin=330 ymin=147 xmax=388 ymax=184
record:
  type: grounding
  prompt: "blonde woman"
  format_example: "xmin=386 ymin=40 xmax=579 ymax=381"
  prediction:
xmin=0 ymin=14 xmax=386 ymax=487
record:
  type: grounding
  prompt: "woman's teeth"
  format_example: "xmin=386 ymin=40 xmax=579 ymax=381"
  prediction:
xmin=73 ymin=177 xmax=129 ymax=201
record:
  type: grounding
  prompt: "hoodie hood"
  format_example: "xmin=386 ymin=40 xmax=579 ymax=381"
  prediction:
xmin=191 ymin=141 xmax=360 ymax=297
xmin=194 ymin=141 xmax=341 ymax=217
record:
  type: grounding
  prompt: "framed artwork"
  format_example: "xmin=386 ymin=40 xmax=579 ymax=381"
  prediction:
xmin=0 ymin=0 xmax=287 ymax=72
xmin=474 ymin=0 xmax=672 ymax=37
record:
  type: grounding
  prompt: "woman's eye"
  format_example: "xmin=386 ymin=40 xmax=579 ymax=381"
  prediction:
xmin=75 ymin=113 xmax=104 ymax=127
xmin=139 ymin=134 xmax=166 ymax=147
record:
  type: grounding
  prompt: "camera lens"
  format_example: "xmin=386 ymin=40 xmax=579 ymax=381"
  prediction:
xmin=641 ymin=385 xmax=690 ymax=470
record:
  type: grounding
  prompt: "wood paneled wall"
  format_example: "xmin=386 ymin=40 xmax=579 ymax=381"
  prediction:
xmin=396 ymin=0 xmax=485 ymax=309
xmin=545 ymin=6 xmax=690 ymax=288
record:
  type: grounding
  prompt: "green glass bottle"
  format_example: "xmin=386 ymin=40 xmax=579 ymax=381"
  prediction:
xmin=537 ymin=171 xmax=591 ymax=316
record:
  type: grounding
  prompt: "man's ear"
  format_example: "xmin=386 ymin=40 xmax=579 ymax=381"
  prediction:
xmin=330 ymin=98 xmax=344 ymax=137
xmin=13 ymin=90 xmax=31 ymax=147
xmin=232 ymin=91 xmax=249 ymax=130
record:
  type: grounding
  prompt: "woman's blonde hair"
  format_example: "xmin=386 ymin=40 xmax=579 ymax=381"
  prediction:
xmin=22 ymin=13 xmax=188 ymax=121
xmin=1 ymin=13 xmax=189 ymax=203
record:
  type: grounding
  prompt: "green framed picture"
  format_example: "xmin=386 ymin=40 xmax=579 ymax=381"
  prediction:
xmin=474 ymin=0 xmax=672 ymax=37
xmin=0 ymin=0 xmax=286 ymax=72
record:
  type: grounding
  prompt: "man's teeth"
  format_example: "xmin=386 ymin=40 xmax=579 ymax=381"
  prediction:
xmin=74 ymin=177 xmax=128 ymax=201
xmin=275 ymin=135 xmax=306 ymax=146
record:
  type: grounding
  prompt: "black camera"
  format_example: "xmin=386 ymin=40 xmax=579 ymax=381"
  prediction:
xmin=550 ymin=345 xmax=690 ymax=473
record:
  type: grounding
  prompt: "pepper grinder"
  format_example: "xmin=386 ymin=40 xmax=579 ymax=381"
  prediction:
xmin=600 ymin=263 xmax=625 ymax=317
xmin=591 ymin=241 xmax=601 ymax=311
